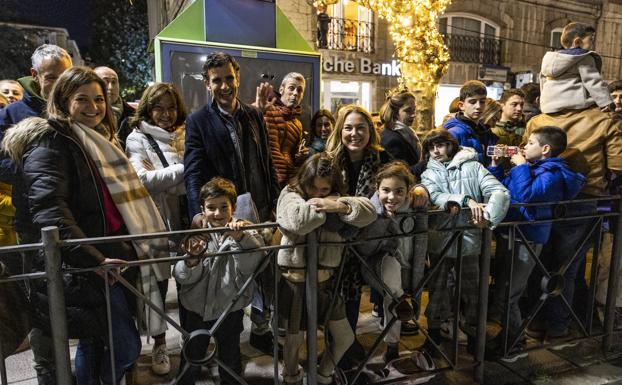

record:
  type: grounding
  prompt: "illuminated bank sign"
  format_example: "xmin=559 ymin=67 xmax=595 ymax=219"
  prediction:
xmin=322 ymin=55 xmax=401 ymax=76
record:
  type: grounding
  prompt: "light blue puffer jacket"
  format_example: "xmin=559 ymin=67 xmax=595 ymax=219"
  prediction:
xmin=421 ymin=147 xmax=510 ymax=257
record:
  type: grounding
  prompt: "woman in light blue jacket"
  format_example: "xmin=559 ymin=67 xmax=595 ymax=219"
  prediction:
xmin=420 ymin=129 xmax=509 ymax=356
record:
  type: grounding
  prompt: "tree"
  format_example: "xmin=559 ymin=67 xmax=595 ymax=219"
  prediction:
xmin=0 ymin=24 xmax=39 ymax=80
xmin=88 ymin=0 xmax=152 ymax=101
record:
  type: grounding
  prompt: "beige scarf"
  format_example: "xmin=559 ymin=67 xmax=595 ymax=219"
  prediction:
xmin=70 ymin=122 xmax=170 ymax=335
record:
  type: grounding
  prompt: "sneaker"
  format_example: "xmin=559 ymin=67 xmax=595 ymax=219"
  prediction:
xmin=499 ymin=337 xmax=528 ymax=362
xmin=283 ymin=368 xmax=304 ymax=385
xmin=546 ymin=328 xmax=578 ymax=350
xmin=400 ymin=321 xmax=419 ymax=336
xmin=151 ymin=344 xmax=170 ymax=375
xmin=440 ymin=319 xmax=467 ymax=345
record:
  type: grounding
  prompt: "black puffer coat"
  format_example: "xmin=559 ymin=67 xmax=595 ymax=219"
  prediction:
xmin=3 ymin=117 xmax=135 ymax=338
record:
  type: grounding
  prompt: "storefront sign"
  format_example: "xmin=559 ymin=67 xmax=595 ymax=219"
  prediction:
xmin=477 ymin=66 xmax=509 ymax=82
xmin=322 ymin=55 xmax=401 ymax=77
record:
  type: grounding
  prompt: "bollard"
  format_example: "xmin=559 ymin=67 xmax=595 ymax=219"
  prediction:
xmin=474 ymin=228 xmax=492 ymax=383
xmin=604 ymin=198 xmax=622 ymax=351
xmin=42 ymin=226 xmax=72 ymax=385
xmin=305 ymin=230 xmax=319 ymax=385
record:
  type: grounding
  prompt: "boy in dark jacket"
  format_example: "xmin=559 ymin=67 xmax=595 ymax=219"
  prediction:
xmin=443 ymin=80 xmax=498 ymax=165
xmin=488 ymin=126 xmax=585 ymax=358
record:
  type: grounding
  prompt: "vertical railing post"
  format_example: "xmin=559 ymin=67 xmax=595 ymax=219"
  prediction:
xmin=272 ymin=250 xmax=280 ymax=385
xmin=0 ymin=337 xmax=8 ymax=385
xmin=42 ymin=226 xmax=72 ymax=385
xmin=305 ymin=230 xmax=319 ymax=385
xmin=474 ymin=227 xmax=492 ymax=383
xmin=604 ymin=198 xmax=622 ymax=351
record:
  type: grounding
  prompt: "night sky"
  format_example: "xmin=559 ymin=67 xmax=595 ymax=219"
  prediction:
xmin=2 ymin=0 xmax=92 ymax=51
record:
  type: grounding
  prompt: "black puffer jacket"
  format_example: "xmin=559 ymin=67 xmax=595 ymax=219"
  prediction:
xmin=2 ymin=117 xmax=135 ymax=337
xmin=6 ymin=118 xmax=133 ymax=269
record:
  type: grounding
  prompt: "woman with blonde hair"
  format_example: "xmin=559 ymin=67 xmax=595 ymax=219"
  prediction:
xmin=325 ymin=104 xmax=391 ymax=366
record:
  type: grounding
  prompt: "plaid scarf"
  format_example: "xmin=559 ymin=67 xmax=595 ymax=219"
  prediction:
xmin=70 ymin=122 xmax=170 ymax=335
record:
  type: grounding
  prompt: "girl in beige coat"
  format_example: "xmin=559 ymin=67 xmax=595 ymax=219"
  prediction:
xmin=276 ymin=153 xmax=376 ymax=384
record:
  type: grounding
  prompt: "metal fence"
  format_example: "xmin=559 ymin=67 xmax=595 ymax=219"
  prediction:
xmin=0 ymin=196 xmax=621 ymax=385
xmin=443 ymin=34 xmax=503 ymax=65
xmin=318 ymin=16 xmax=375 ymax=54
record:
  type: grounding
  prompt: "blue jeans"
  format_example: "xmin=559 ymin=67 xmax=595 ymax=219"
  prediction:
xmin=75 ymin=284 xmax=141 ymax=385
xmin=541 ymin=201 xmax=597 ymax=333
xmin=491 ymin=234 xmax=541 ymax=334
xmin=177 ymin=309 xmax=244 ymax=385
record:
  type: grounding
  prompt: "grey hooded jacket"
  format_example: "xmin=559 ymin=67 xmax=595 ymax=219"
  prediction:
xmin=421 ymin=147 xmax=510 ymax=257
xmin=174 ymin=222 xmax=264 ymax=321
xmin=539 ymin=50 xmax=612 ymax=114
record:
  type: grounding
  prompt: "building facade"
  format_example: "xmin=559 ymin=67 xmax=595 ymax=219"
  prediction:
xmin=0 ymin=22 xmax=83 ymax=66
xmin=278 ymin=0 xmax=622 ymax=123
xmin=150 ymin=0 xmax=622 ymax=124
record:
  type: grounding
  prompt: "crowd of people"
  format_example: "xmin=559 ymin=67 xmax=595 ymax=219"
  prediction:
xmin=0 ymin=19 xmax=622 ymax=385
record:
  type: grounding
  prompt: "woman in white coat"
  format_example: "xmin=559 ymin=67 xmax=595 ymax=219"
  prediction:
xmin=125 ymin=82 xmax=187 ymax=376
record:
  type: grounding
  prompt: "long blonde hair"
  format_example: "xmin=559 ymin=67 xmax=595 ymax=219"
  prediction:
xmin=47 ymin=66 xmax=116 ymax=140
xmin=325 ymin=104 xmax=382 ymax=160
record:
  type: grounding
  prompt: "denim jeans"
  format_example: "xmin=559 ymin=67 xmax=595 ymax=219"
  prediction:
xmin=74 ymin=284 xmax=141 ymax=385
xmin=540 ymin=201 xmax=597 ymax=333
xmin=491 ymin=234 xmax=541 ymax=334
xmin=177 ymin=309 xmax=244 ymax=385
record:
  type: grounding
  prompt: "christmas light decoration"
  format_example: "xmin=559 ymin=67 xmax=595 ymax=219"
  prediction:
xmin=312 ymin=0 xmax=452 ymax=129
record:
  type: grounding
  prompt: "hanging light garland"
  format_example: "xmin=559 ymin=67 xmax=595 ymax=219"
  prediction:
xmin=311 ymin=0 xmax=451 ymax=128
xmin=353 ymin=0 xmax=451 ymax=88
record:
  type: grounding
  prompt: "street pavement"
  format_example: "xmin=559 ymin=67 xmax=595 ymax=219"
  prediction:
xmin=6 ymin=284 xmax=622 ymax=385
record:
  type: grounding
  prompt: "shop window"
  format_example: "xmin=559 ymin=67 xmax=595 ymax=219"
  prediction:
xmin=439 ymin=13 xmax=502 ymax=65
xmin=317 ymin=1 xmax=374 ymax=53
xmin=322 ymin=80 xmax=371 ymax=113
xmin=550 ymin=28 xmax=563 ymax=49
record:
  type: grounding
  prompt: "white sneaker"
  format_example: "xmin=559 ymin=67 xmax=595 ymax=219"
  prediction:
xmin=151 ymin=344 xmax=171 ymax=375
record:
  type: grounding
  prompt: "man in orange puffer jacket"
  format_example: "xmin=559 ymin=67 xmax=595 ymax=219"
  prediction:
xmin=256 ymin=73 xmax=308 ymax=187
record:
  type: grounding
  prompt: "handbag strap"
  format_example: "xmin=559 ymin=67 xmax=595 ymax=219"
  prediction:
xmin=143 ymin=133 xmax=169 ymax=168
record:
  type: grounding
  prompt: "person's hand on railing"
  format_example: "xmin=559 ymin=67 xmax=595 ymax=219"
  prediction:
xmin=224 ymin=219 xmax=252 ymax=241
xmin=96 ymin=258 xmax=127 ymax=285
xmin=410 ymin=185 xmax=429 ymax=209
xmin=467 ymin=198 xmax=487 ymax=226
xmin=307 ymin=196 xmax=351 ymax=214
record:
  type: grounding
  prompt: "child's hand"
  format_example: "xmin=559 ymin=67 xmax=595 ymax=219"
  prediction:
xmin=225 ymin=219 xmax=251 ymax=241
xmin=490 ymin=155 xmax=501 ymax=167
xmin=410 ymin=186 xmax=429 ymax=209
xmin=510 ymin=152 xmax=527 ymax=165
xmin=185 ymin=257 xmax=200 ymax=268
xmin=307 ymin=198 xmax=350 ymax=214
xmin=467 ymin=199 xmax=486 ymax=224
xmin=601 ymin=103 xmax=616 ymax=113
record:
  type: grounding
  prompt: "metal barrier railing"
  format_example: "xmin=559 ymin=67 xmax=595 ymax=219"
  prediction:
xmin=0 ymin=196 xmax=621 ymax=385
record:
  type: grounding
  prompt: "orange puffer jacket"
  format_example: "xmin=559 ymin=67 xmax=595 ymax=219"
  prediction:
xmin=264 ymin=103 xmax=304 ymax=186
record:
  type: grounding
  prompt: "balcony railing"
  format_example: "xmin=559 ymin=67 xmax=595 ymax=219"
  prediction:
xmin=317 ymin=16 xmax=375 ymax=53
xmin=443 ymin=34 xmax=503 ymax=65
